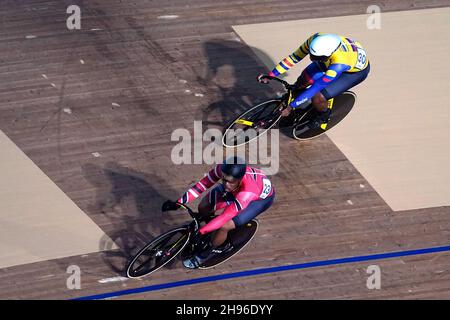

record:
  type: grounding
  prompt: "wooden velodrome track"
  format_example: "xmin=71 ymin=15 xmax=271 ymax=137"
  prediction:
xmin=1 ymin=0 xmax=450 ymax=299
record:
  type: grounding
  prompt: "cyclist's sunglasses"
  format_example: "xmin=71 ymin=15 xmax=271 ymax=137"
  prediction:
xmin=310 ymin=54 xmax=328 ymax=62
xmin=221 ymin=174 xmax=240 ymax=184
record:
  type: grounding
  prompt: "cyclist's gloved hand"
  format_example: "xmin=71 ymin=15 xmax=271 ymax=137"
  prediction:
xmin=257 ymin=74 xmax=268 ymax=84
xmin=257 ymin=72 xmax=275 ymax=84
xmin=162 ymin=200 xmax=180 ymax=212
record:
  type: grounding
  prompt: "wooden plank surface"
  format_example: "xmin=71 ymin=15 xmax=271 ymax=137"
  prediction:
xmin=233 ymin=7 xmax=450 ymax=211
xmin=0 ymin=129 xmax=114 ymax=268
xmin=0 ymin=0 xmax=449 ymax=299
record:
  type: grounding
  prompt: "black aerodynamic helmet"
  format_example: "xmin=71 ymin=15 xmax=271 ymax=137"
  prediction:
xmin=220 ymin=156 xmax=247 ymax=180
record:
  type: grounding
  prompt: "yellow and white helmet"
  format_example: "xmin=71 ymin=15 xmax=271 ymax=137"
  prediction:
xmin=309 ymin=34 xmax=341 ymax=58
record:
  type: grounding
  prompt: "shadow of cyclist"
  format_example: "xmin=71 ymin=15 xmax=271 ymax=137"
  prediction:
xmin=198 ymin=40 xmax=285 ymax=133
xmin=82 ymin=162 xmax=186 ymax=274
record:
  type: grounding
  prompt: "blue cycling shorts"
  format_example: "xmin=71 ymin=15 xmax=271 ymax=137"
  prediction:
xmin=299 ymin=61 xmax=370 ymax=99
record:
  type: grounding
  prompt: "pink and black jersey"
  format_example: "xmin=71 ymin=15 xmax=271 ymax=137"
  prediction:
xmin=177 ymin=164 xmax=274 ymax=235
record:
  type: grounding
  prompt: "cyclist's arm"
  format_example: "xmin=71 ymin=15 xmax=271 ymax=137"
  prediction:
xmin=177 ymin=165 xmax=222 ymax=204
xmin=199 ymin=205 xmax=237 ymax=235
xmin=270 ymin=33 xmax=318 ymax=77
xmin=199 ymin=193 xmax=252 ymax=235
xmin=290 ymin=63 xmax=351 ymax=108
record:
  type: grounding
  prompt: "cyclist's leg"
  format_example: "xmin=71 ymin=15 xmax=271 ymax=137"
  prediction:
xmin=293 ymin=62 xmax=328 ymax=113
xmin=312 ymin=92 xmax=328 ymax=112
xmin=198 ymin=184 xmax=227 ymax=222
xmin=231 ymin=192 xmax=275 ymax=228
xmin=294 ymin=62 xmax=325 ymax=91
xmin=189 ymin=220 xmax=234 ymax=265
xmin=198 ymin=196 xmax=214 ymax=221
xmin=197 ymin=184 xmax=231 ymax=247
xmin=185 ymin=193 xmax=275 ymax=267
xmin=184 ymin=187 xmax=225 ymax=267
xmin=211 ymin=219 xmax=235 ymax=247
xmin=320 ymin=62 xmax=371 ymax=100
xmin=309 ymin=63 xmax=370 ymax=126
xmin=207 ymin=191 xmax=275 ymax=249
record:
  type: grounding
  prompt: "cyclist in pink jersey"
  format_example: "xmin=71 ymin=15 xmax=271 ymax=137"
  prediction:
xmin=162 ymin=156 xmax=275 ymax=268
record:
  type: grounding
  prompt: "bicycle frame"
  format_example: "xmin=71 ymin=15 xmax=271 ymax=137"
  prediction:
xmin=223 ymin=74 xmax=352 ymax=147
xmin=232 ymin=77 xmax=296 ymax=129
xmin=177 ymin=202 xmax=200 ymax=235
xmin=260 ymin=75 xmax=297 ymax=104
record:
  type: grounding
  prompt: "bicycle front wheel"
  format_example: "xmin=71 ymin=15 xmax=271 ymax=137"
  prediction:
xmin=126 ymin=227 xmax=190 ymax=278
xmin=222 ymin=99 xmax=282 ymax=147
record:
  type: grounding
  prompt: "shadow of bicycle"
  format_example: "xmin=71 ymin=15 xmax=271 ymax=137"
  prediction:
xmin=198 ymin=40 xmax=284 ymax=134
xmin=82 ymin=162 xmax=186 ymax=275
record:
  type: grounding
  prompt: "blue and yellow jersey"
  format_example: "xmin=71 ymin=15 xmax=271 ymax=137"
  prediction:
xmin=270 ymin=33 xmax=369 ymax=108
xmin=271 ymin=32 xmax=369 ymax=77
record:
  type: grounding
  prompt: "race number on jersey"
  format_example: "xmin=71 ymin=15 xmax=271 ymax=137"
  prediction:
xmin=355 ymin=48 xmax=367 ymax=70
xmin=260 ymin=179 xmax=272 ymax=199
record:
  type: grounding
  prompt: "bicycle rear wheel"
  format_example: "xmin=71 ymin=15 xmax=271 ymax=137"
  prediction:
xmin=292 ymin=91 xmax=356 ymax=140
xmin=222 ymin=99 xmax=282 ymax=147
xmin=126 ymin=227 xmax=190 ymax=278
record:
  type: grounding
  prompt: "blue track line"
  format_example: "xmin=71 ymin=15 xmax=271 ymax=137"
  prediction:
xmin=74 ymin=244 xmax=450 ymax=300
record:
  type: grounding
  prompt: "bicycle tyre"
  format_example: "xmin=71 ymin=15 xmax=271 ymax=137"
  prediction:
xmin=222 ymin=99 xmax=282 ymax=147
xmin=292 ymin=91 xmax=357 ymax=140
xmin=199 ymin=219 xmax=259 ymax=269
xmin=291 ymin=108 xmax=323 ymax=140
xmin=126 ymin=226 xmax=190 ymax=278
